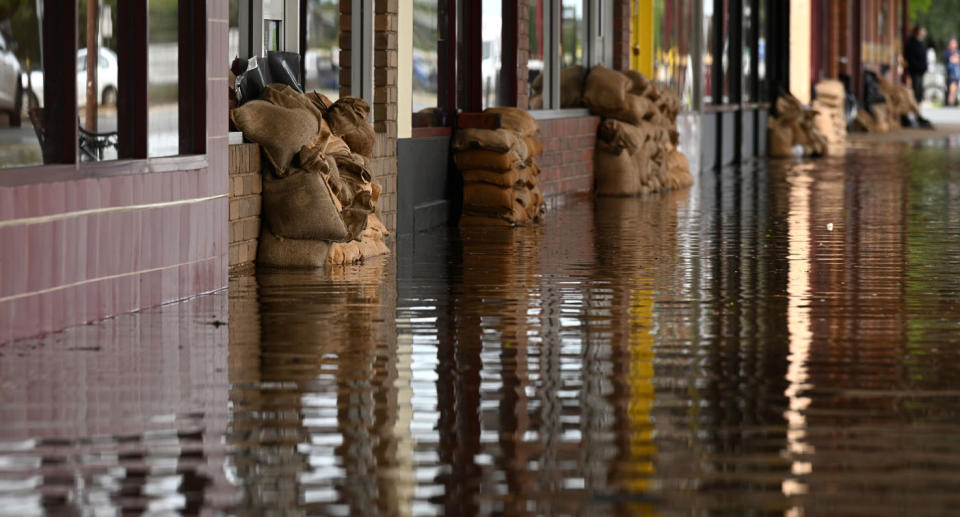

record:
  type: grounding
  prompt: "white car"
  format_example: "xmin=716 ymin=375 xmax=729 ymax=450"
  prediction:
xmin=0 ymin=31 xmax=23 ymax=126
xmin=29 ymin=47 xmax=119 ymax=108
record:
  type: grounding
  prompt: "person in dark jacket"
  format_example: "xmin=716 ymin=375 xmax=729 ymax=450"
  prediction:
xmin=905 ymin=26 xmax=929 ymax=103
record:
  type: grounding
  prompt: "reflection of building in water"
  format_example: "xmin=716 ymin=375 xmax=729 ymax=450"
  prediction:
xmin=226 ymin=261 xmax=411 ymax=515
xmin=0 ymin=295 xmax=232 ymax=514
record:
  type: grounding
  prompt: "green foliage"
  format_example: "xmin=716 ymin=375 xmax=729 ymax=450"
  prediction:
xmin=912 ymin=0 xmax=960 ymax=50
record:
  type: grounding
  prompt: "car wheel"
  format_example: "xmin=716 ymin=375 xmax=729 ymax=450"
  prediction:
xmin=102 ymin=86 xmax=117 ymax=106
xmin=10 ymin=79 xmax=22 ymax=128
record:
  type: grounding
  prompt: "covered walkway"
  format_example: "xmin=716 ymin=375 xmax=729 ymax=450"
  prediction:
xmin=1 ymin=133 xmax=959 ymax=514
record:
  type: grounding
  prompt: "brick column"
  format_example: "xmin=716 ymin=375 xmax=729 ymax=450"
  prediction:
xmin=516 ymin=0 xmax=530 ymax=109
xmin=612 ymin=0 xmax=632 ymax=71
xmin=338 ymin=0 xmax=399 ymax=234
xmin=372 ymin=0 xmax=399 ymax=233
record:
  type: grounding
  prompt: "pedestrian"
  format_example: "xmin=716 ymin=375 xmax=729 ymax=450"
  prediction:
xmin=905 ymin=26 xmax=929 ymax=103
xmin=946 ymin=38 xmax=960 ymax=106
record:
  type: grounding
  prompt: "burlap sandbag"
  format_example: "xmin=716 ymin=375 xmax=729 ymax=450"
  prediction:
xmin=775 ymin=92 xmax=804 ymax=124
xmin=665 ymin=150 xmax=693 ymax=190
xmin=583 ymin=65 xmax=632 ymax=117
xmin=230 ymin=100 xmax=319 ymax=176
xmin=814 ymin=80 xmax=844 ymax=108
xmin=463 ymin=182 xmax=516 ymax=213
xmin=324 ymin=97 xmax=376 ymax=157
xmin=560 ymin=66 xmax=585 ymax=108
xmin=529 ymin=94 xmax=544 ymax=110
xmin=595 ymin=148 xmax=642 ymax=196
xmin=811 ymin=99 xmax=846 ymax=144
xmin=454 ymin=149 xmax=521 ymax=171
xmin=324 ymin=134 xmax=352 ymax=156
xmin=606 ymin=94 xmax=655 ymax=125
xmin=307 ymin=91 xmax=335 ymax=113
xmin=518 ymin=165 xmax=539 ymax=189
xmin=462 ymin=169 xmax=520 ymax=188
xmin=484 ymin=107 xmax=540 ymax=136
xmin=461 ymin=202 xmax=529 ymax=226
xmin=515 ymin=185 xmax=532 ymax=208
xmin=768 ymin=118 xmax=795 ymax=157
xmin=260 ymin=83 xmax=325 ymax=126
xmin=525 ymin=187 xmax=545 ymax=221
xmin=524 ymin=136 xmax=544 ymax=157
xmin=261 ymin=167 xmax=350 ymax=241
xmin=597 ymin=118 xmax=648 ymax=154
xmin=622 ymin=70 xmax=651 ymax=96
xmin=326 ymin=233 xmax=389 ymax=266
xmin=452 ymin=128 xmax=521 ymax=154
xmin=257 ymin=228 xmax=332 ymax=268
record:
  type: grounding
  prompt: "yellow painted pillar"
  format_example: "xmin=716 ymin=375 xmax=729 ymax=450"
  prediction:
xmin=631 ymin=0 xmax=654 ymax=76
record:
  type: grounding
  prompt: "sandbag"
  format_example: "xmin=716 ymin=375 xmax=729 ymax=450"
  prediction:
xmin=597 ymin=118 xmax=649 ymax=154
xmin=462 ymin=168 xmax=520 ymax=188
xmin=525 ymin=188 xmax=545 ymax=221
xmin=259 ymin=83 xmax=325 ymax=126
xmin=560 ymin=65 xmax=585 ymax=108
xmin=461 ymin=202 xmax=529 ymax=226
xmin=452 ymin=128 xmax=521 ymax=154
xmin=595 ymin=149 xmax=644 ymax=196
xmin=768 ymin=118 xmax=795 ymax=157
xmin=622 ymin=70 xmax=650 ymax=96
xmin=324 ymin=97 xmax=376 ymax=157
xmin=518 ymin=165 xmax=539 ymax=189
xmin=529 ymin=94 xmax=544 ymax=110
xmin=326 ymin=233 xmax=389 ymax=266
xmin=230 ymin=100 xmax=319 ymax=176
xmin=583 ymin=65 xmax=632 ymax=117
xmin=814 ymin=80 xmax=845 ymax=107
xmin=454 ymin=149 xmax=521 ymax=171
xmin=665 ymin=150 xmax=693 ymax=190
xmin=775 ymin=92 xmax=804 ymax=124
xmin=261 ymin=167 xmax=350 ymax=241
xmin=324 ymin=134 xmax=352 ymax=156
xmin=523 ymin=135 xmax=544 ymax=157
xmin=257 ymin=228 xmax=331 ymax=268
xmin=607 ymin=94 xmax=656 ymax=125
xmin=484 ymin=106 xmax=540 ymax=136
xmin=307 ymin=91 xmax=334 ymax=113
xmin=463 ymin=182 xmax=517 ymax=213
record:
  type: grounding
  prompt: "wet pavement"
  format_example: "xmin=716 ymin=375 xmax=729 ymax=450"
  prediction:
xmin=2 ymin=137 xmax=960 ymax=515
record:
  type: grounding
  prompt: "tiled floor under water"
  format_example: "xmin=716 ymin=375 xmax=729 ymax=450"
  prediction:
xmin=2 ymin=138 xmax=960 ymax=515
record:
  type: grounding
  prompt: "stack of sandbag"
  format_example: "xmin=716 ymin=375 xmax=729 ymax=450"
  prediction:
xmin=583 ymin=66 xmax=692 ymax=196
xmin=230 ymin=84 xmax=389 ymax=268
xmin=811 ymin=80 xmax=847 ymax=144
xmin=768 ymin=91 xmax=828 ymax=158
xmin=452 ymin=107 xmax=546 ymax=227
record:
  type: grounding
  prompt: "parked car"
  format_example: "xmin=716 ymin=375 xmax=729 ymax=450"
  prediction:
xmin=28 ymin=47 xmax=119 ymax=108
xmin=0 ymin=30 xmax=23 ymax=126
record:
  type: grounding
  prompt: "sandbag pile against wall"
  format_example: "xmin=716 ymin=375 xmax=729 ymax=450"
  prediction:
xmin=768 ymin=91 xmax=829 ymax=158
xmin=230 ymin=84 xmax=390 ymax=268
xmin=852 ymin=74 xmax=924 ymax=133
xmin=811 ymin=80 xmax=847 ymax=144
xmin=452 ymin=108 xmax=546 ymax=226
xmin=583 ymin=66 xmax=692 ymax=196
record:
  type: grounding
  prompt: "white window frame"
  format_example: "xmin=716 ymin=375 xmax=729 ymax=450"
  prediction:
xmin=538 ymin=0 xmax=613 ymax=111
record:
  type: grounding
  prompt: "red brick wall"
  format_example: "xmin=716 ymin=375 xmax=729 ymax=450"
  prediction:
xmin=535 ymin=115 xmax=601 ymax=199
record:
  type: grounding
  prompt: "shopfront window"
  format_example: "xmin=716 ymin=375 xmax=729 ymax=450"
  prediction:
xmin=528 ymin=0 xmax=545 ymax=109
xmin=304 ymin=0 xmax=340 ymax=101
xmin=651 ymin=0 xmax=693 ymax=107
xmin=481 ymin=0 xmax=503 ymax=109
xmin=412 ymin=0 xmax=440 ymax=126
xmin=0 ymin=3 xmax=42 ymax=169
xmin=148 ymin=0 xmax=178 ymax=158
xmin=77 ymin=0 xmax=121 ymax=161
xmin=742 ymin=1 xmax=753 ymax=102
xmin=757 ymin=0 xmax=768 ymax=102
xmin=703 ymin=0 xmax=714 ymax=104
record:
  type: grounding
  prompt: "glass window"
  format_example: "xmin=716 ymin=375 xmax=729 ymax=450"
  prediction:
xmin=305 ymin=0 xmax=340 ymax=102
xmin=528 ymin=0 xmax=545 ymax=109
xmin=77 ymin=0 xmax=121 ymax=161
xmin=651 ymin=0 xmax=694 ymax=108
xmin=703 ymin=0 xmax=714 ymax=104
xmin=229 ymin=0 xmax=240 ymax=66
xmin=758 ymin=0 xmax=768 ymax=102
xmin=560 ymin=0 xmax=585 ymax=108
xmin=481 ymin=0 xmax=503 ymax=109
xmin=0 ymin=2 xmax=43 ymax=169
xmin=412 ymin=0 xmax=440 ymax=126
xmin=148 ymin=0 xmax=178 ymax=158
xmin=742 ymin=1 xmax=753 ymax=102
xmin=720 ymin=0 xmax=730 ymax=103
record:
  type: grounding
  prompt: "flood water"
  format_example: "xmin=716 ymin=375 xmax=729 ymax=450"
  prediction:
xmin=2 ymin=139 xmax=960 ymax=515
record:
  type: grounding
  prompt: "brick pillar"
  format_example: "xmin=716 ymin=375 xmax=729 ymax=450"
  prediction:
xmin=338 ymin=0 xmax=399 ymax=234
xmin=612 ymin=0 xmax=632 ymax=71
xmin=516 ymin=0 xmax=530 ymax=109
xmin=372 ymin=0 xmax=399 ymax=233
